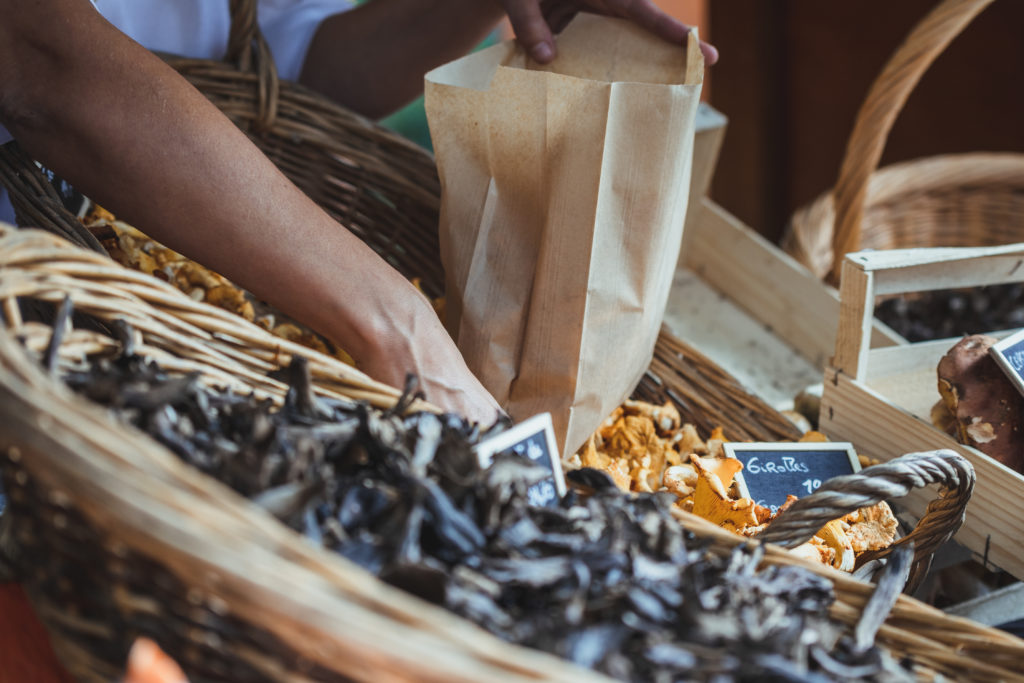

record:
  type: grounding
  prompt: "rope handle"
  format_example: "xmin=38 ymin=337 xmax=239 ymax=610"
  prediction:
xmin=757 ymin=449 xmax=974 ymax=593
xmin=829 ymin=0 xmax=995 ymax=283
xmin=225 ymin=0 xmax=281 ymax=133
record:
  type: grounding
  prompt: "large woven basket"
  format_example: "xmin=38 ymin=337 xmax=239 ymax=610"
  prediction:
xmin=782 ymin=0 xmax=1024 ymax=284
xmin=0 ymin=223 xmax=1018 ymax=682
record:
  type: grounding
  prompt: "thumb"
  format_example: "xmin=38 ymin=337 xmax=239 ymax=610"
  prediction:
xmin=502 ymin=1 xmax=557 ymax=63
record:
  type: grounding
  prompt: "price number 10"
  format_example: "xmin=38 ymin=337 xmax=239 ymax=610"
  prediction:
xmin=801 ymin=478 xmax=822 ymax=495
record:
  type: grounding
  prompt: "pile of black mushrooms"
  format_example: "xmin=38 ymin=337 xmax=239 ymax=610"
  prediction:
xmin=21 ymin=310 xmax=918 ymax=682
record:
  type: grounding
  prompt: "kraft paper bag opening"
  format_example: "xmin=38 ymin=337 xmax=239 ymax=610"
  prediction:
xmin=424 ymin=14 xmax=704 ymax=455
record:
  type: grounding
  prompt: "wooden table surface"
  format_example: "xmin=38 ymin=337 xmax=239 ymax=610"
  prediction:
xmin=0 ymin=583 xmax=74 ymax=683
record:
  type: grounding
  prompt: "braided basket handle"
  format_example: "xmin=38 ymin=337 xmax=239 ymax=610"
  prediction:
xmin=756 ymin=449 xmax=975 ymax=593
xmin=225 ymin=0 xmax=281 ymax=133
xmin=829 ymin=0 xmax=995 ymax=283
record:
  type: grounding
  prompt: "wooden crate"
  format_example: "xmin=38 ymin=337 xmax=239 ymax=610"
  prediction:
xmin=820 ymin=244 xmax=1024 ymax=578
xmin=666 ymin=194 xmax=902 ymax=409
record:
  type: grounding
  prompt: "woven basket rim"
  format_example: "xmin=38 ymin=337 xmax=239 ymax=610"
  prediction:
xmin=784 ymin=151 xmax=1024 ymax=281
xmin=0 ymin=224 xmax=423 ymax=411
xmin=0 ymin=225 xmax=1021 ymax=682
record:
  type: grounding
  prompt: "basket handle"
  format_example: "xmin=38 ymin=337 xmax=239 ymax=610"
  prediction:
xmin=224 ymin=0 xmax=281 ymax=133
xmin=757 ymin=449 xmax=975 ymax=594
xmin=829 ymin=0 xmax=995 ymax=283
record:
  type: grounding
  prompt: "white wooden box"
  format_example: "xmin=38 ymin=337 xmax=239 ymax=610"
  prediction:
xmin=820 ymin=244 xmax=1024 ymax=578
xmin=665 ymin=196 xmax=901 ymax=410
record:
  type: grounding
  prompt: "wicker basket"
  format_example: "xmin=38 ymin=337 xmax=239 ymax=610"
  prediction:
xmin=0 ymin=0 xmax=446 ymax=298
xmin=0 ymin=2 xmax=1020 ymax=677
xmin=0 ymin=223 xmax=1019 ymax=682
xmin=782 ymin=0 xmax=1024 ymax=284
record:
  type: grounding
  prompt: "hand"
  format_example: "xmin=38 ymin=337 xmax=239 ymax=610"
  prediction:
xmin=497 ymin=0 xmax=719 ymax=65
xmin=353 ymin=291 xmax=505 ymax=428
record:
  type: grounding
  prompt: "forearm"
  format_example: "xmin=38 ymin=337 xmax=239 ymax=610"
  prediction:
xmin=0 ymin=1 xmax=430 ymax=367
xmin=299 ymin=0 xmax=504 ymax=119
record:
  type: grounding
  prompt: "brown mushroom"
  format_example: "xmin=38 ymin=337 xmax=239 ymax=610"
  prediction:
xmin=938 ymin=335 xmax=1024 ymax=472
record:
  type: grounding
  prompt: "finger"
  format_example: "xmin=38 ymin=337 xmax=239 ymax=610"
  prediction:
xmin=502 ymin=0 xmax=558 ymax=63
xmin=604 ymin=0 xmax=718 ymax=65
xmin=701 ymin=40 xmax=719 ymax=66
xmin=606 ymin=0 xmax=690 ymax=44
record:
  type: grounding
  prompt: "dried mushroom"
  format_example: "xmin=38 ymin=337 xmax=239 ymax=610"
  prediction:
xmin=82 ymin=207 xmax=355 ymax=365
xmin=690 ymin=455 xmax=759 ymax=531
xmin=574 ymin=400 xmax=901 ymax=574
xmin=842 ymin=502 xmax=898 ymax=553
xmin=20 ymin=321 xmax=915 ymax=683
xmin=815 ymin=520 xmax=856 ymax=572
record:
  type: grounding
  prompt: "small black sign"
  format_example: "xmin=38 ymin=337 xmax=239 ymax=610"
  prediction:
xmin=726 ymin=442 xmax=861 ymax=514
xmin=474 ymin=413 xmax=565 ymax=507
xmin=991 ymin=328 xmax=1024 ymax=399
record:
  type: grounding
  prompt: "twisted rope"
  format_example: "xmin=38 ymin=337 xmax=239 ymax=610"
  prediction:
xmin=757 ymin=449 xmax=974 ymax=592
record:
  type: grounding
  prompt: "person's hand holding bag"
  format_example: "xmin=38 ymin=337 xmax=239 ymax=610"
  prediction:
xmin=497 ymin=0 xmax=719 ymax=64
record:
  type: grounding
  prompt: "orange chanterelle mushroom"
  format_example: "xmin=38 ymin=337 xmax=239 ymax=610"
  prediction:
xmin=571 ymin=400 xmax=899 ymax=572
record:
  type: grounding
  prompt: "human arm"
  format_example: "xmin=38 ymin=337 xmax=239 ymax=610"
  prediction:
xmin=300 ymin=0 xmax=506 ymax=119
xmin=0 ymin=0 xmax=501 ymax=424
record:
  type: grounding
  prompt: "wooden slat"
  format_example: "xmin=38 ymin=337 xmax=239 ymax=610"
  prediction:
xmin=681 ymin=199 xmax=902 ymax=370
xmin=846 ymin=244 xmax=1024 ymax=295
xmin=833 ymin=260 xmax=875 ymax=381
xmin=865 ymin=337 xmax=962 ymax=381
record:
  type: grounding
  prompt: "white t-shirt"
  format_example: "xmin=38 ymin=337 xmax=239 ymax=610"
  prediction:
xmin=93 ymin=0 xmax=351 ymax=83
xmin=0 ymin=0 xmax=351 ymax=222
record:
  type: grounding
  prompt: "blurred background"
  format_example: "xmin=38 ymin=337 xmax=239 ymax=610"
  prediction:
xmin=682 ymin=0 xmax=1024 ymax=244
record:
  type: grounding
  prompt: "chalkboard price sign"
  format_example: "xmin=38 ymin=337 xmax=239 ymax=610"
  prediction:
xmin=474 ymin=413 xmax=566 ymax=507
xmin=726 ymin=442 xmax=861 ymax=514
xmin=991 ymin=328 xmax=1024 ymax=399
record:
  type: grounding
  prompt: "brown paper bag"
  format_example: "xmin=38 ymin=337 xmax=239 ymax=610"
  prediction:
xmin=424 ymin=14 xmax=704 ymax=454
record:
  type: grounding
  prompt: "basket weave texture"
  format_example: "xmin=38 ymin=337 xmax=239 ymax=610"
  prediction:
xmin=782 ymin=0 xmax=1024 ymax=284
xmin=0 ymin=224 xmax=1006 ymax=682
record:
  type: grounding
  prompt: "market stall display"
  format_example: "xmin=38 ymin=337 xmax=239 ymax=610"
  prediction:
xmin=0 ymin=225 xmax=1019 ymax=682
xmin=568 ymin=399 xmax=972 ymax=588
xmin=0 ymin=0 xmax=1021 ymax=679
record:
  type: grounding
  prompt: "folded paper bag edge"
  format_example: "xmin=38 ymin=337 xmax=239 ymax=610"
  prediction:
xmin=425 ymin=14 xmax=704 ymax=93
